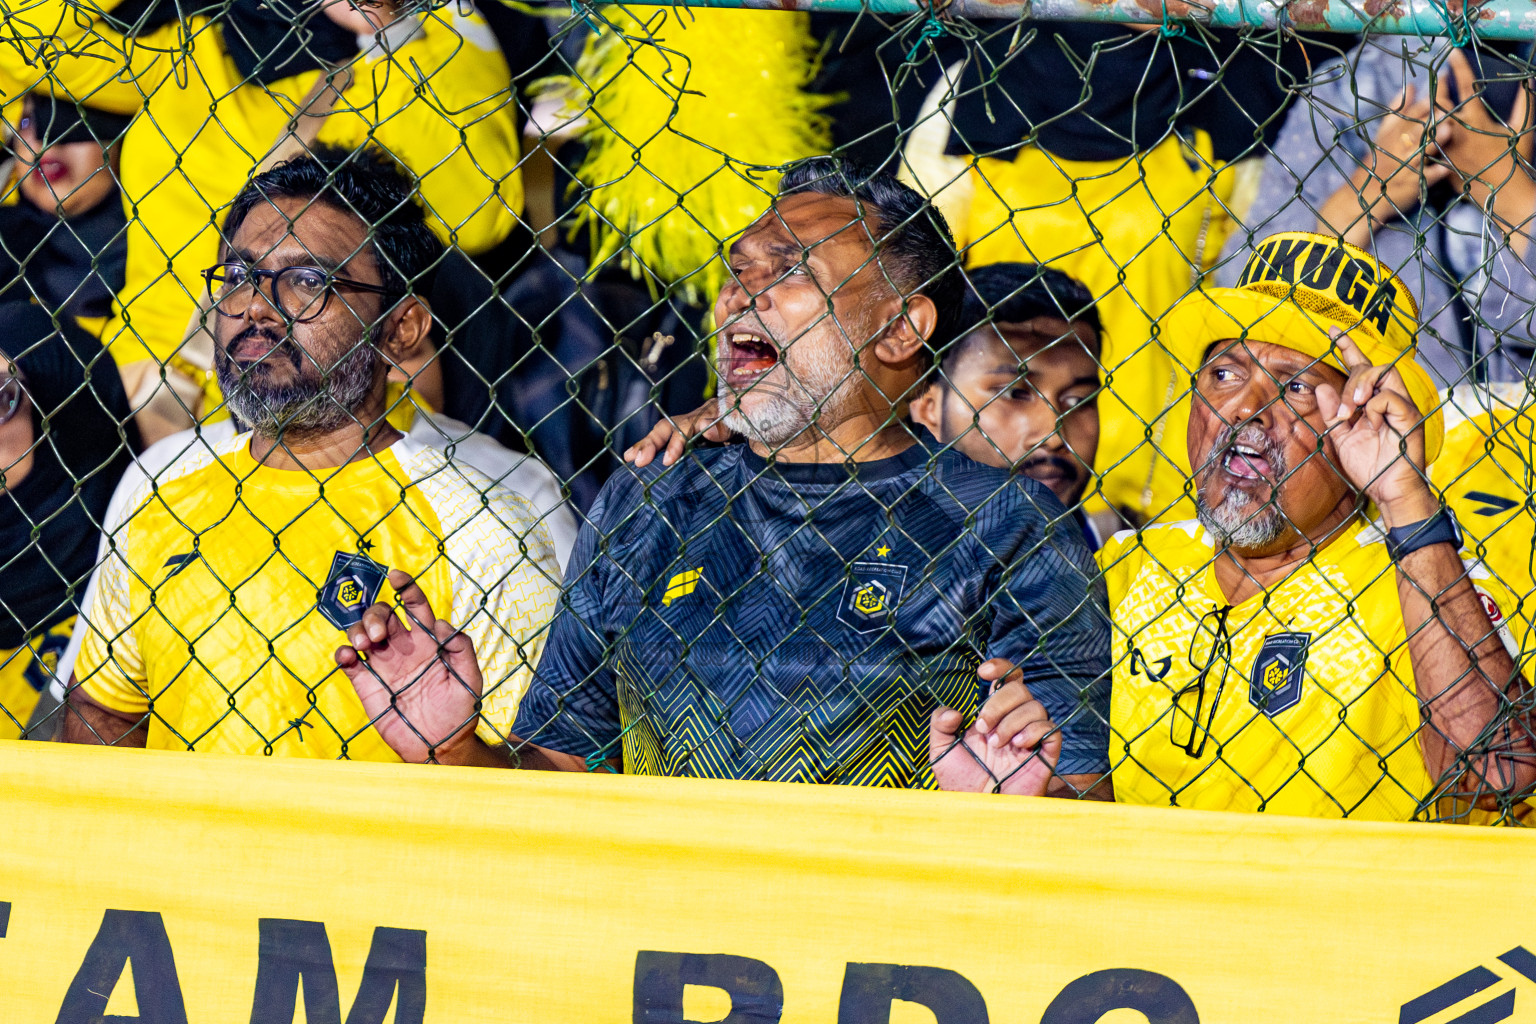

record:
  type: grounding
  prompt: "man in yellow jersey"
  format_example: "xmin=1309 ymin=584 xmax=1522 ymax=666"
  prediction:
xmin=60 ymin=147 xmax=561 ymax=764
xmin=955 ymin=231 xmax=1536 ymax=820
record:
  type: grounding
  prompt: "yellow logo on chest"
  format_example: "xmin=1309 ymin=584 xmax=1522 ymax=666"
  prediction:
xmin=663 ymin=569 xmax=703 ymax=606
xmin=852 ymin=582 xmax=888 ymax=616
xmin=1261 ymin=657 xmax=1288 ymax=691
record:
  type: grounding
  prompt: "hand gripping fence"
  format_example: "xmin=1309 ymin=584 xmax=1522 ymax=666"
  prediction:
xmin=1 ymin=0 xmax=1535 ymax=824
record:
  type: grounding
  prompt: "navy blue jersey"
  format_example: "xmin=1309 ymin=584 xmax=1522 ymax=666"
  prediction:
xmin=513 ymin=441 xmax=1110 ymax=786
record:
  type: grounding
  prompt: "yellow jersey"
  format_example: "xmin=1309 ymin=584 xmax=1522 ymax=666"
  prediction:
xmin=1434 ymin=387 xmax=1536 ymax=614
xmin=74 ymin=433 xmax=561 ymax=759
xmin=904 ymin=124 xmax=1238 ymax=525
xmin=1099 ymin=520 xmax=1530 ymax=821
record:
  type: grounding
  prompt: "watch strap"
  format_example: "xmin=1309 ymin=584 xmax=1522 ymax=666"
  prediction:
xmin=1384 ymin=509 xmax=1462 ymax=561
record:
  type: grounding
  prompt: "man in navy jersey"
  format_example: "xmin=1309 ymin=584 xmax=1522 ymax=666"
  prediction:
xmin=335 ymin=158 xmax=1111 ymax=797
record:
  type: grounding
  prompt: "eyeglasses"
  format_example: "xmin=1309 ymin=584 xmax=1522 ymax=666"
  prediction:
xmin=201 ymin=263 xmax=399 ymax=324
xmin=0 ymin=375 xmax=23 ymax=427
xmin=1170 ymin=604 xmax=1233 ymax=758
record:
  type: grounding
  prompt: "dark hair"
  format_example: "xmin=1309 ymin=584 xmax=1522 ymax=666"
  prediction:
xmin=776 ymin=156 xmax=965 ymax=362
xmin=938 ymin=262 xmax=1102 ymax=383
xmin=220 ymin=144 xmax=444 ymax=298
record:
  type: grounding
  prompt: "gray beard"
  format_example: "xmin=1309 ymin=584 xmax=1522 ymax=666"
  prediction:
xmin=720 ymin=384 xmax=857 ymax=448
xmin=1196 ymin=489 xmax=1289 ymax=551
xmin=1194 ymin=427 xmax=1290 ymax=551
xmin=718 ymin=319 xmax=867 ymax=448
xmin=216 ymin=333 xmax=378 ymax=441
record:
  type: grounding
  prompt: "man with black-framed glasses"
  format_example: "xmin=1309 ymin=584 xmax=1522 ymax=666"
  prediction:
xmin=59 ymin=147 xmax=561 ymax=761
xmin=978 ymin=231 xmax=1536 ymax=822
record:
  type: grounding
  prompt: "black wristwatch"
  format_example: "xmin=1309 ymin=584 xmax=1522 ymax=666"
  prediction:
xmin=1384 ymin=508 xmax=1462 ymax=561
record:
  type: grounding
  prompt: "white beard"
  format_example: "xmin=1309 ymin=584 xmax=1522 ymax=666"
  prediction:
xmin=1195 ymin=486 xmax=1289 ymax=550
xmin=718 ymin=319 xmax=866 ymax=448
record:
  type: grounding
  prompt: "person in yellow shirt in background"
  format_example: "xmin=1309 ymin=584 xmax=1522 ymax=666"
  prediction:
xmin=946 ymin=232 xmax=1536 ymax=820
xmin=1433 ymin=385 xmax=1536 ymax=611
xmin=60 ymin=147 xmax=559 ymax=763
xmin=1431 ymin=388 xmax=1536 ymax=829
xmin=1 ymin=0 xmax=521 ymax=439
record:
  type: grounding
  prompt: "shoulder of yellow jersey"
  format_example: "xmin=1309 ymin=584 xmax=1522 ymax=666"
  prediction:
xmin=1096 ymin=520 xmax=1210 ymax=606
xmin=1435 ymin=384 xmax=1536 ymax=481
xmin=392 ymin=438 xmax=557 ymax=567
xmin=117 ymin=430 xmax=249 ymax=533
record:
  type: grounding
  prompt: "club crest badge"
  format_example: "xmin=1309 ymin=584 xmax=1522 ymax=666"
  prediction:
xmin=317 ymin=552 xmax=388 ymax=630
xmin=837 ymin=561 xmax=909 ymax=634
xmin=1248 ymin=632 xmax=1310 ymax=716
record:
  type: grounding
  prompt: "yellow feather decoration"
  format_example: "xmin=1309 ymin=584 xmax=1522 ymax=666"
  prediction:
xmin=550 ymin=6 xmax=832 ymax=303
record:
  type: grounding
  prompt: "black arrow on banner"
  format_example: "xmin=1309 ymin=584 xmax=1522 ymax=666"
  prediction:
xmin=1400 ymin=947 xmax=1536 ymax=1024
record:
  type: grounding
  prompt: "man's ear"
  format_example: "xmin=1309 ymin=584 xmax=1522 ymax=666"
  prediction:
xmin=908 ymin=379 xmax=943 ymax=433
xmin=872 ymin=294 xmax=937 ymax=369
xmin=378 ymin=295 xmax=434 ymax=371
xmin=378 ymin=296 xmax=445 ymax=413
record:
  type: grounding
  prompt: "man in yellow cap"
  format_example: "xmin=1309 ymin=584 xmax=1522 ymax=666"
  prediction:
xmin=942 ymin=231 xmax=1536 ymax=820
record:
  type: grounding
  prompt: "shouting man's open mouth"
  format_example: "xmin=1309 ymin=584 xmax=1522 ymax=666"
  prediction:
xmin=720 ymin=329 xmax=780 ymax=388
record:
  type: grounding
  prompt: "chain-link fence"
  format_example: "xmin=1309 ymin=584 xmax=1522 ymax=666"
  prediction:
xmin=2 ymin=0 xmax=1534 ymax=823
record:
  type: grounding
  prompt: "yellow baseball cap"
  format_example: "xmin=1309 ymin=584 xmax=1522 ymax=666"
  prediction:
xmin=1162 ymin=231 xmax=1443 ymax=462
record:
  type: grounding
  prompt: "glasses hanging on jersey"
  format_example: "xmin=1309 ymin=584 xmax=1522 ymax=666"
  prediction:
xmin=1170 ymin=604 xmax=1233 ymax=758
xmin=202 ymin=263 xmax=400 ymax=324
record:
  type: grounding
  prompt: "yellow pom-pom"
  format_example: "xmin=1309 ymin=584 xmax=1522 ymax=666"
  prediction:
xmin=550 ymin=6 xmax=832 ymax=304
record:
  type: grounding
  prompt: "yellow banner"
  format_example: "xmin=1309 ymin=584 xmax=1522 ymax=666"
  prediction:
xmin=4 ymin=740 xmax=1536 ymax=1023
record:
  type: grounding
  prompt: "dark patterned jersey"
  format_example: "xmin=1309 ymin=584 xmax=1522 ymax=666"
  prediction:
xmin=513 ymin=441 xmax=1110 ymax=786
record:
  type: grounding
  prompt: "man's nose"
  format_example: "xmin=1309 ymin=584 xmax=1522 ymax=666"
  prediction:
xmin=1220 ymin=375 xmax=1278 ymax=428
xmin=1021 ymin=402 xmax=1063 ymax=452
xmin=718 ymin=270 xmax=770 ymax=316
xmin=240 ymin=276 xmax=286 ymax=327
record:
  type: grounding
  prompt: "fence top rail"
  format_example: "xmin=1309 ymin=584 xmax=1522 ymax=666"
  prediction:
xmin=605 ymin=0 xmax=1536 ymax=37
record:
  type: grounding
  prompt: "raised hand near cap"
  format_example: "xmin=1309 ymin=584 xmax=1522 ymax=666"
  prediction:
xmin=1314 ymin=328 xmax=1436 ymax=527
xmin=1368 ymin=84 xmax=1455 ymax=217
xmin=335 ymin=569 xmax=486 ymax=764
xmin=929 ymin=658 xmax=1060 ymax=796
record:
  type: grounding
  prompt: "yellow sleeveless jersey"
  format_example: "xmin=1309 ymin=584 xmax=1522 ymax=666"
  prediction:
xmin=955 ymin=133 xmax=1238 ymax=525
xmin=74 ymin=433 xmax=561 ymax=760
xmin=1098 ymin=521 xmax=1530 ymax=820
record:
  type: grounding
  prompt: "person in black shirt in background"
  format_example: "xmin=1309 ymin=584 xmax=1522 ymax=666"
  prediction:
xmin=0 ymin=94 xmax=130 ymax=329
xmin=0 ymin=303 xmax=136 ymax=739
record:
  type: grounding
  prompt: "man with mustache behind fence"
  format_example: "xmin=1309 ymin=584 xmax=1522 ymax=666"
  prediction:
xmin=59 ymin=147 xmax=561 ymax=761
xmin=969 ymin=231 xmax=1536 ymax=820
